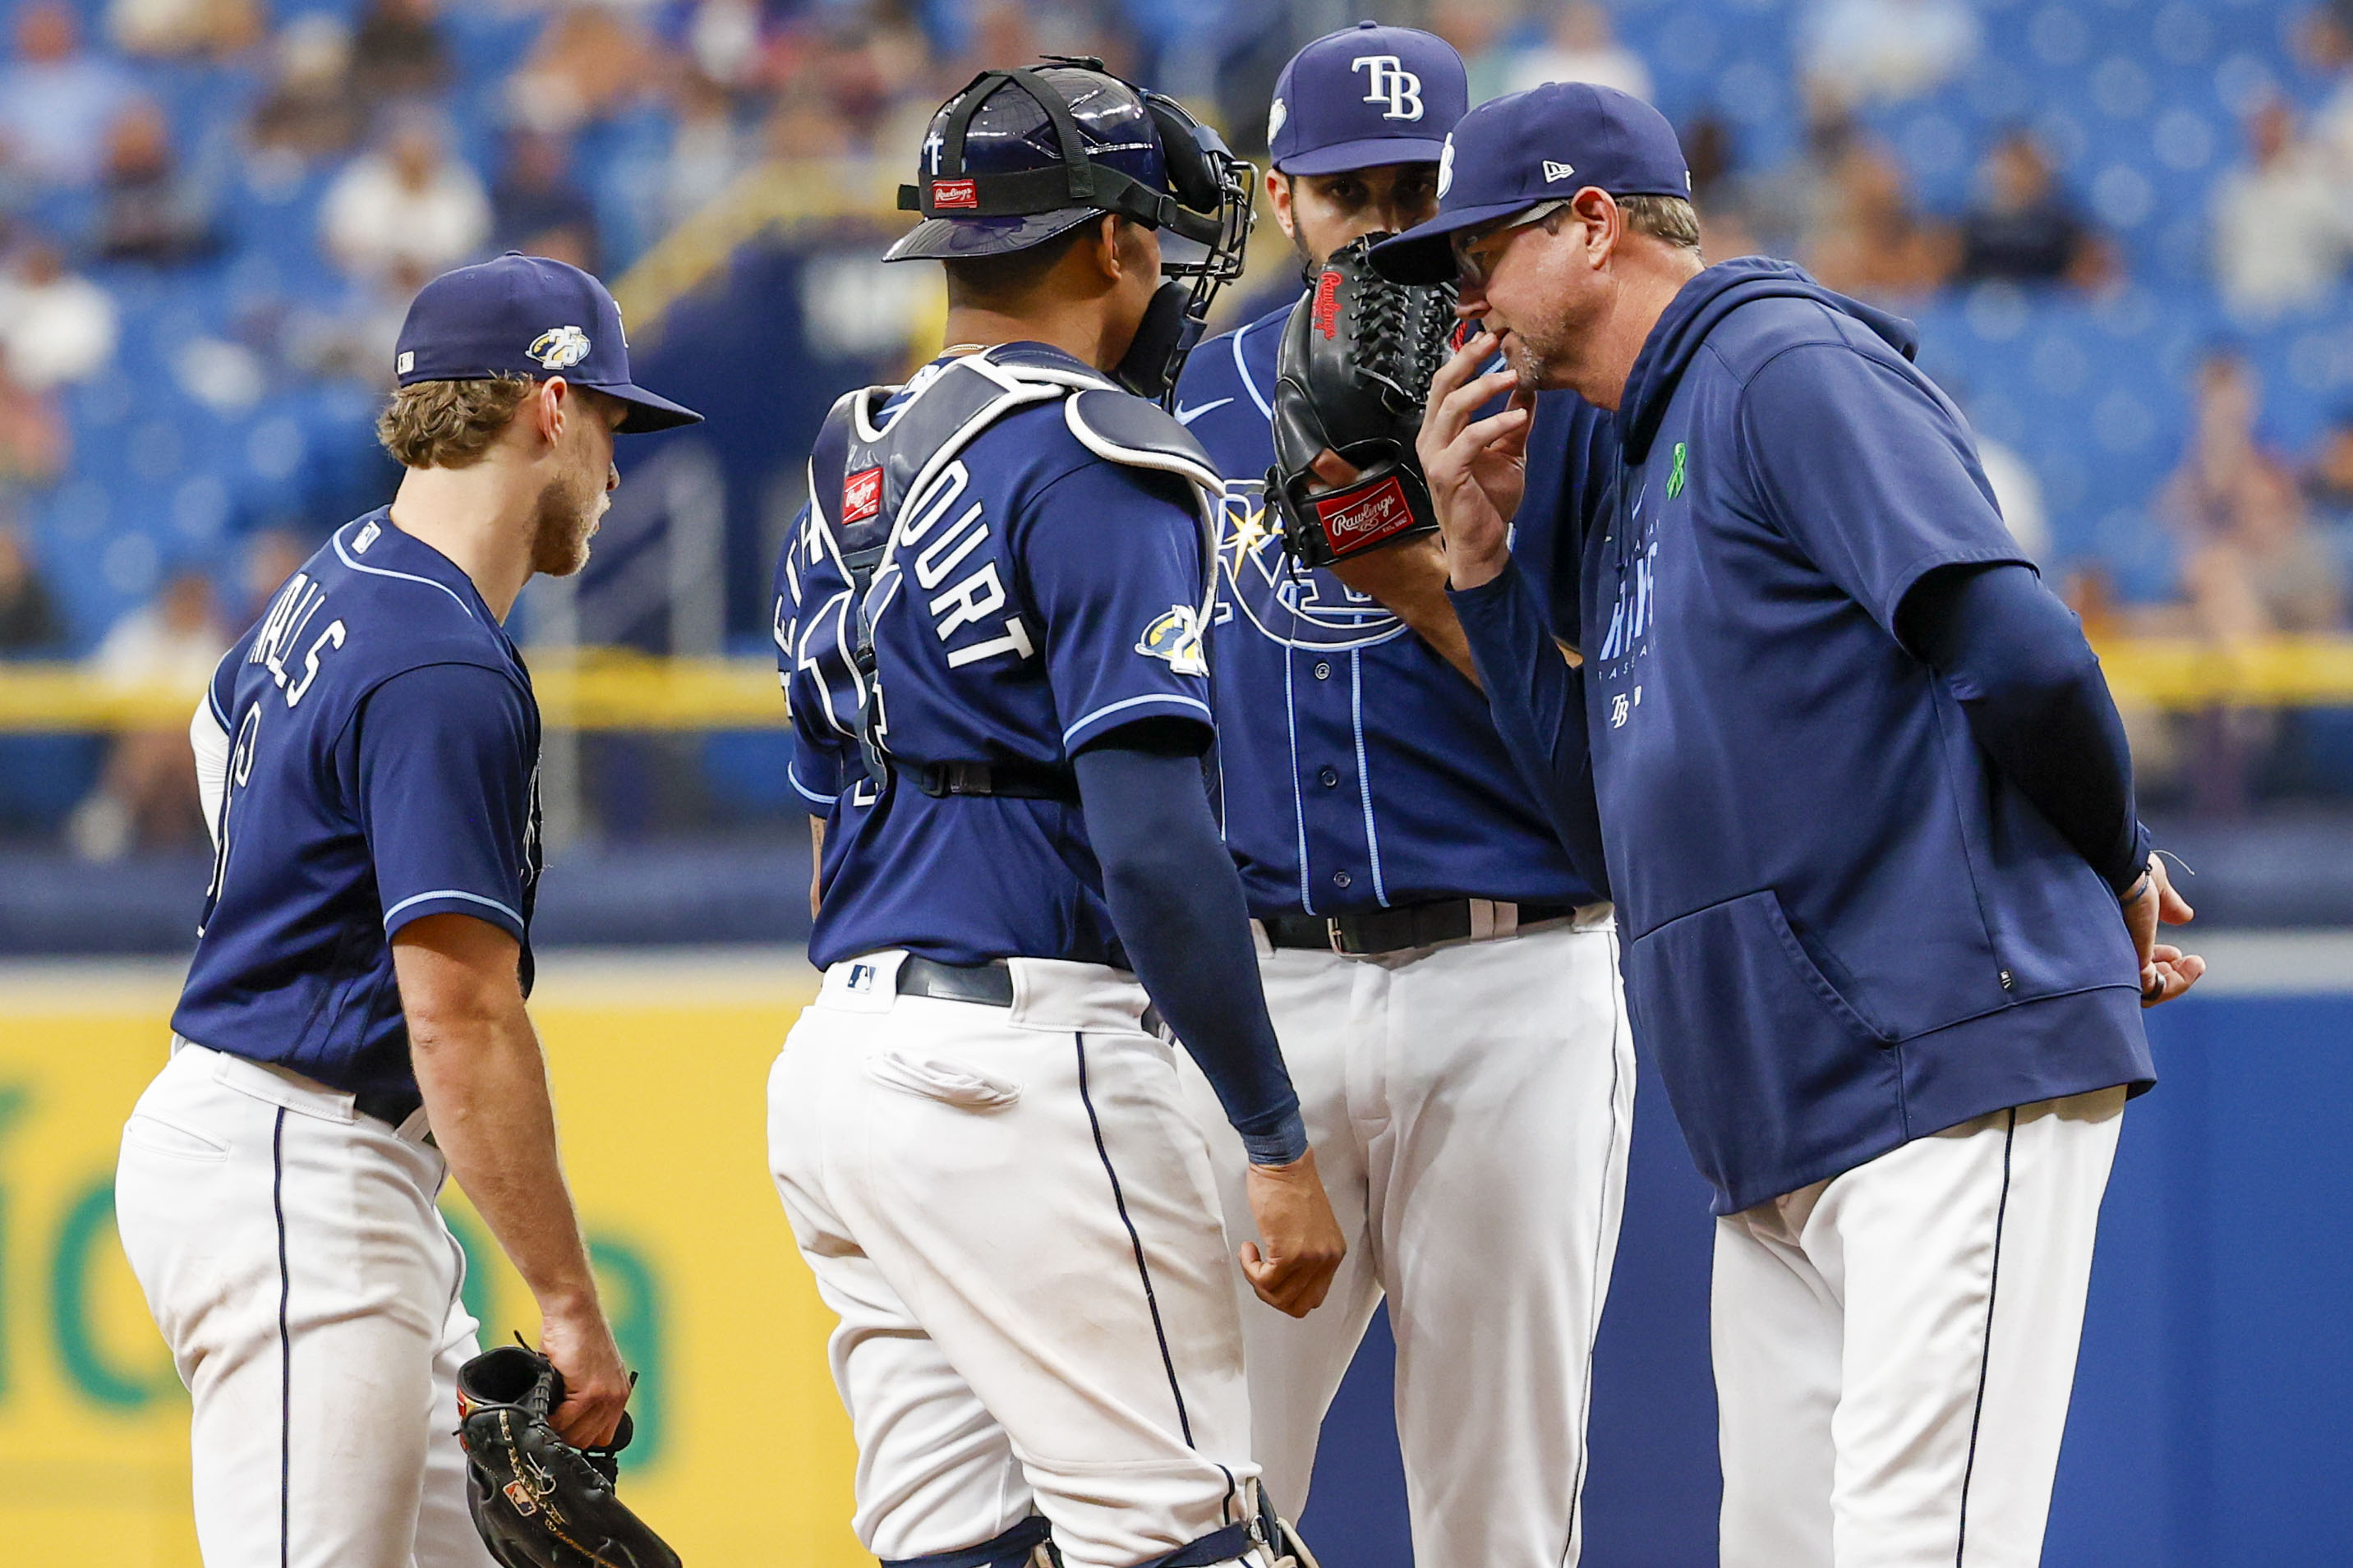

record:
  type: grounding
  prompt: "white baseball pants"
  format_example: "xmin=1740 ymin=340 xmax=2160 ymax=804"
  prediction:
xmin=1714 ymin=1085 xmax=2128 ymax=1568
xmin=768 ymin=953 xmax=1267 ymax=1568
xmin=114 ymin=1042 xmax=495 ymax=1568
xmin=1177 ymin=912 xmax=1636 ymax=1567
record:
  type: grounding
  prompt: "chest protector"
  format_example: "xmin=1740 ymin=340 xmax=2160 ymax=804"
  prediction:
xmin=806 ymin=343 xmax=1223 ymax=798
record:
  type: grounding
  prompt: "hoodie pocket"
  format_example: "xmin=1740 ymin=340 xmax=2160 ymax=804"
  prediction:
xmin=1623 ymin=889 xmax=1904 ymax=1205
xmin=862 ymin=1049 xmax=1023 ymax=1111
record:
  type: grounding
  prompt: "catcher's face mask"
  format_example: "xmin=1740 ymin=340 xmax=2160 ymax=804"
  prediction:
xmin=891 ymin=59 xmax=1257 ymax=405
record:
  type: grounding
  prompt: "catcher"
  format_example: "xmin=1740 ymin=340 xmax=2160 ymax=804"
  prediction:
xmin=1166 ymin=24 xmax=1635 ymax=1566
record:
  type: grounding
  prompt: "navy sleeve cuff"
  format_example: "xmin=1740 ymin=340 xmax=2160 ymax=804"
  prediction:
xmin=1239 ymin=1108 xmax=1311 ymax=1166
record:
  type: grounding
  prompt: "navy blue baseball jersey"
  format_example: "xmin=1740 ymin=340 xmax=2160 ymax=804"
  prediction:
xmin=780 ymin=348 xmax=1219 ymax=969
xmin=1173 ymin=303 xmax=1593 ymax=917
xmin=173 ymin=510 xmax=541 ymax=1105
xmin=1508 ymin=259 xmax=2153 ymax=1212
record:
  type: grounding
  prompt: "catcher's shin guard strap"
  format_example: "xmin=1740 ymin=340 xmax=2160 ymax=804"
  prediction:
xmin=882 ymin=1515 xmax=1053 ymax=1568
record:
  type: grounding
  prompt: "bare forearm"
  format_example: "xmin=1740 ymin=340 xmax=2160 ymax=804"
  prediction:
xmin=1331 ymin=538 xmax=1483 ymax=687
xmin=411 ymin=1005 xmax=600 ymax=1312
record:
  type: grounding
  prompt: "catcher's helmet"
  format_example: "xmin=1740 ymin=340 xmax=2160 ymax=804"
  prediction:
xmin=886 ymin=58 xmax=1256 ymax=401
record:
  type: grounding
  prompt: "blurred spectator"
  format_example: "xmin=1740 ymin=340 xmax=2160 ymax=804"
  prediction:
xmin=1805 ymin=139 xmax=1954 ymax=301
xmin=286 ymin=260 xmax=431 ymax=385
xmin=1956 ymin=131 xmax=2114 ymax=290
xmin=686 ymin=0 xmax=768 ymax=90
xmin=108 ymin=0 xmax=262 ymax=59
xmin=1430 ymin=0 xmax=1516 ymax=107
xmin=0 ymin=348 xmax=67 ymax=485
xmin=321 ymin=116 xmax=490 ymax=283
xmin=0 ymin=242 xmax=119 ymax=390
xmin=492 ymin=131 xmax=600 ymax=272
xmin=504 ymin=4 xmax=664 ymax=137
xmin=350 ymin=0 xmax=449 ymax=108
xmin=97 ymin=100 xmax=219 ymax=264
xmin=71 ymin=569 xmax=228 ymax=858
xmin=248 ymin=15 xmax=364 ymax=164
xmin=1802 ymin=0 xmax=1978 ymax=106
xmin=0 ymin=2 xmax=139 ymax=189
xmin=2305 ymin=407 xmax=2353 ymax=527
xmin=1683 ymin=114 xmax=1763 ymax=260
xmin=1503 ymin=2 xmax=1651 ymax=102
xmin=1976 ymin=436 xmax=2051 ymax=563
xmin=2213 ymin=99 xmax=2353 ymax=320
xmin=235 ymin=528 xmax=310 ymax=626
xmin=660 ymin=72 xmax=753 ymax=231
xmin=1738 ymin=94 xmax=1858 ymax=261
xmin=0 ymin=524 xmax=62 ymax=655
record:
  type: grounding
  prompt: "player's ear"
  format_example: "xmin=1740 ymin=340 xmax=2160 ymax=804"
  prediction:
xmin=1087 ymin=214 xmax=1124 ymax=283
xmin=1571 ymin=187 xmax=1620 ymax=269
xmin=1268 ymin=168 xmax=1296 ymax=242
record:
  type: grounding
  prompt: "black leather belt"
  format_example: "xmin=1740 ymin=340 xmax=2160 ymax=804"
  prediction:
xmin=917 ymin=761 xmax=1079 ymax=802
xmin=1262 ymin=899 xmax=1582 ymax=956
xmin=896 ymin=955 xmax=1163 ymax=1037
xmin=354 ymin=1087 xmax=425 ymax=1129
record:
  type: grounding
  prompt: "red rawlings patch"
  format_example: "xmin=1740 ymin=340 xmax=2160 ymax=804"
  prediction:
xmin=842 ymin=467 xmax=883 ymax=524
xmin=1313 ymin=476 xmax=1416 ymax=551
xmin=931 ymin=179 xmax=978 ymax=209
xmin=1311 ymin=269 xmax=1342 ymax=339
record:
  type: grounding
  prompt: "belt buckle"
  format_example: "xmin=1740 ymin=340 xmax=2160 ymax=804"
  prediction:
xmin=1327 ymin=917 xmax=1352 ymax=956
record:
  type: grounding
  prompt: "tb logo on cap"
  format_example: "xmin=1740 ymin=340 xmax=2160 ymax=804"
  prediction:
xmin=1352 ymin=55 xmax=1423 ymax=122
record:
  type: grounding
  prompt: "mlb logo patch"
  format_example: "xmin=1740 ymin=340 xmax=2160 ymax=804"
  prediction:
xmin=847 ymin=962 xmax=878 ymax=993
xmin=1314 ymin=476 xmax=1415 ymax=550
xmin=931 ymin=179 xmax=978 ymax=209
xmin=842 ymin=467 xmax=884 ymax=524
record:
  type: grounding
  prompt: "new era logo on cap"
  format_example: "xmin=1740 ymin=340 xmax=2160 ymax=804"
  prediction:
xmin=1368 ymin=82 xmax=1692 ymax=285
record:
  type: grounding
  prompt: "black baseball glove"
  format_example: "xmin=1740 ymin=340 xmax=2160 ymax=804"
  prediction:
xmin=455 ymin=1344 xmax=681 ymax=1568
xmin=1266 ymin=232 xmax=1462 ymax=568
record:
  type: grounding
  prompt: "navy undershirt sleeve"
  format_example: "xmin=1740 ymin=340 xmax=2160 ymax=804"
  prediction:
xmin=1899 ymin=563 xmax=2150 ymax=895
xmin=1448 ymin=563 xmax=1613 ymax=900
xmin=1072 ymin=731 xmax=1308 ymax=1166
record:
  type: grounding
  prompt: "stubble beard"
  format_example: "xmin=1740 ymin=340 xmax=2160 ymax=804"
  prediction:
xmin=529 ymin=469 xmax=604 ymax=578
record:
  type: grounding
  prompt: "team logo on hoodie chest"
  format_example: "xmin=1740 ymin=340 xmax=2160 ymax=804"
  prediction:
xmin=1595 ymin=473 xmax=1663 ymax=697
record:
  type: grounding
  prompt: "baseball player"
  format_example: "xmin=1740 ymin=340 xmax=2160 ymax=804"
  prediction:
xmin=113 ymin=254 xmax=702 ymax=1568
xmin=1165 ymin=24 xmax=1634 ymax=1567
xmin=767 ymin=62 xmax=1344 ymax=1568
xmin=1372 ymin=84 xmax=2205 ymax=1564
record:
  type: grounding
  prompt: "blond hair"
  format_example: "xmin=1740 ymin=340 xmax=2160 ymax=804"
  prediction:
xmin=375 ymin=375 xmax=537 ymax=469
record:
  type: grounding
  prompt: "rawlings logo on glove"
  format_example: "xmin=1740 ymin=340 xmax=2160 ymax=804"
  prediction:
xmin=1264 ymin=232 xmax=1459 ymax=568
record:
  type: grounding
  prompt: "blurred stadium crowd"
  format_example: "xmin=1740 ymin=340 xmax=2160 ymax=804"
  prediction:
xmin=2 ymin=0 xmax=2353 ymax=865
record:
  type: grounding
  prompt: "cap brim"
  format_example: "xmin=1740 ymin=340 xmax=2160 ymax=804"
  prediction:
xmin=882 ymin=208 xmax=1101 ymax=262
xmin=1275 ymin=136 xmax=1448 ymax=176
xmin=1365 ymin=198 xmax=1544 ymax=284
xmin=601 ymin=383 xmax=704 ymax=433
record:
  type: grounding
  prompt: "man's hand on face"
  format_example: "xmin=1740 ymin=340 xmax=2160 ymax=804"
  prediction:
xmin=1418 ymin=331 xmax=1531 ymax=591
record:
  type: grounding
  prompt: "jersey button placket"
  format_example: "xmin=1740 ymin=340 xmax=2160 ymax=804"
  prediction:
xmin=1318 ymin=766 xmax=1339 ymax=788
xmin=1313 ymin=660 xmax=1333 ymax=681
xmin=1333 ymin=871 xmax=1352 ymax=888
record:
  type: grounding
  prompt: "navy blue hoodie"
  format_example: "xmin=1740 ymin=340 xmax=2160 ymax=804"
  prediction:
xmin=1462 ymin=258 xmax=2153 ymax=1214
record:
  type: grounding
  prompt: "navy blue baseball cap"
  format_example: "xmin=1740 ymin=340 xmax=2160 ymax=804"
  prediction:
xmin=1269 ymin=21 xmax=1467 ymax=176
xmin=393 ymin=252 xmax=702 ymax=433
xmin=1367 ymin=81 xmax=1692 ymax=284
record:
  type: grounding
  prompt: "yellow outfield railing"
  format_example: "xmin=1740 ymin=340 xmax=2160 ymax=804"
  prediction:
xmin=2 ymin=638 xmax=2352 ymax=733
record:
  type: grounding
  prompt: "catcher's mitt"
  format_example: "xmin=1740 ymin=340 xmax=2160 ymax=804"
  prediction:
xmin=1266 ymin=232 xmax=1462 ymax=568
xmin=455 ymin=1344 xmax=680 ymax=1568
